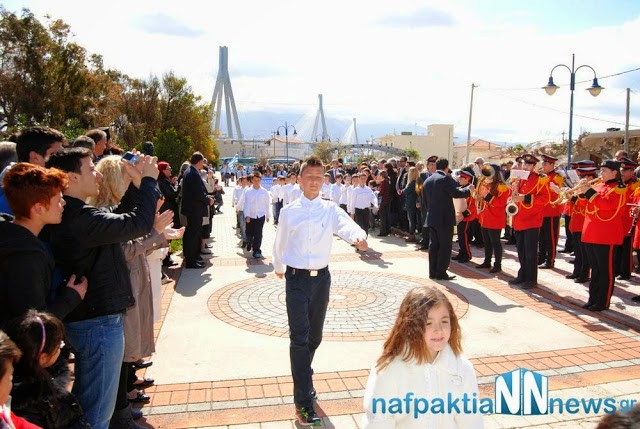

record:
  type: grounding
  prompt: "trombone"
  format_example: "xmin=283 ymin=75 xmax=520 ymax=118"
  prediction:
xmin=550 ymin=177 xmax=602 ymax=205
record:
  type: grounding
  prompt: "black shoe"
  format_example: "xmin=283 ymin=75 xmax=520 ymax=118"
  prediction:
xmin=246 ymin=242 xmax=252 ymax=252
xmin=295 ymin=406 xmax=322 ymax=426
xmin=451 ymin=255 xmax=462 ymax=261
xmin=506 ymin=239 xmax=516 ymax=245
xmin=457 ymin=257 xmax=471 ymax=263
xmin=565 ymin=274 xmax=579 ymax=279
xmin=631 ymin=296 xmax=640 ymax=303
xmin=617 ymin=275 xmax=631 ymax=280
xmin=539 ymin=263 xmax=554 ymax=269
xmin=567 ymin=259 xmax=575 ymax=264
xmin=132 ymin=377 xmax=155 ymax=390
xmin=489 ymin=265 xmax=502 ymax=273
xmin=559 ymin=248 xmax=573 ymax=253
xmin=162 ymin=259 xmax=178 ymax=267
xmin=581 ymin=302 xmax=594 ymax=309
xmin=574 ymin=277 xmax=589 ymax=284
xmin=310 ymin=388 xmax=317 ymax=400
xmin=476 ymin=262 xmax=491 ymax=269
xmin=129 ymin=391 xmax=151 ymax=404
xmin=520 ymin=281 xmax=537 ymax=289
xmin=435 ymin=274 xmax=456 ymax=281
xmin=415 ymin=246 xmax=428 ymax=251
xmin=185 ymin=261 xmax=205 ymax=269
xmin=509 ymin=278 xmax=524 ymax=285
xmin=133 ymin=359 xmax=153 ymax=369
xmin=588 ymin=305 xmax=606 ymax=312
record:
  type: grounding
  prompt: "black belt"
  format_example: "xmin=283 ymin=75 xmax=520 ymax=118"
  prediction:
xmin=287 ymin=266 xmax=328 ymax=277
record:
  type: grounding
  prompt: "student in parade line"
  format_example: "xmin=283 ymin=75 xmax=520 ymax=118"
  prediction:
xmin=272 ymin=156 xmax=368 ymax=426
xmin=3 ymin=311 xmax=91 ymax=429
xmin=362 ymin=286 xmax=482 ymax=429
xmin=240 ymin=171 xmax=271 ymax=259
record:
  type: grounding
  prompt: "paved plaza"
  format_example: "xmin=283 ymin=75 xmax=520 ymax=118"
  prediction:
xmin=135 ymin=188 xmax=640 ymax=428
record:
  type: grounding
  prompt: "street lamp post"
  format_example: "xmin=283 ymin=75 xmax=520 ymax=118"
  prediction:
xmin=542 ymin=54 xmax=604 ymax=163
xmin=276 ymin=122 xmax=297 ymax=164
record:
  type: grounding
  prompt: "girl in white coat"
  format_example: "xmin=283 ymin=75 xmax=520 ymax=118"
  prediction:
xmin=362 ymin=286 xmax=483 ymax=429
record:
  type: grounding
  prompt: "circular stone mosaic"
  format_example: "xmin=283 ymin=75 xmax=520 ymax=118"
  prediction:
xmin=208 ymin=271 xmax=468 ymax=341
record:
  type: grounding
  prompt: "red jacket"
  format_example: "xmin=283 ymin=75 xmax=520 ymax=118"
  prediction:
xmin=542 ymin=172 xmax=565 ymax=218
xmin=478 ymin=183 xmax=509 ymax=229
xmin=512 ymin=172 xmax=549 ymax=231
xmin=582 ymin=180 xmax=627 ymax=245
xmin=458 ymin=192 xmax=478 ymax=222
xmin=621 ymin=178 xmax=639 ymax=237
xmin=569 ymin=196 xmax=587 ymax=233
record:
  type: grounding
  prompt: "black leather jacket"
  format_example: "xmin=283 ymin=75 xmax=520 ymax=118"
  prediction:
xmin=42 ymin=178 xmax=159 ymax=322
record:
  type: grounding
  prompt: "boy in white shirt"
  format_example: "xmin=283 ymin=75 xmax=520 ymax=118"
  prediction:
xmin=272 ymin=156 xmax=368 ymax=425
xmin=233 ymin=176 xmax=248 ymax=247
xmin=320 ymin=173 xmax=332 ymax=200
xmin=270 ymin=178 xmax=281 ymax=225
xmin=241 ymin=172 xmax=271 ymax=258
xmin=350 ymin=173 xmax=378 ymax=237
xmin=330 ymin=173 xmax=343 ymax=204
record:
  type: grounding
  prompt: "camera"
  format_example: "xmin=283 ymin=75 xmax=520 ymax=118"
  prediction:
xmin=122 ymin=151 xmax=139 ymax=164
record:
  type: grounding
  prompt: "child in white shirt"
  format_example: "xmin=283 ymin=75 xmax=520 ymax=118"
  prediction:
xmin=362 ymin=287 xmax=483 ymax=429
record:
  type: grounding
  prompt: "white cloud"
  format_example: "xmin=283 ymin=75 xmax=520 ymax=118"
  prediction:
xmin=5 ymin=0 xmax=640 ymax=143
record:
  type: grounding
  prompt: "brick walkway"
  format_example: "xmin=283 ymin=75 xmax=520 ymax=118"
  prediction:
xmin=135 ymin=186 xmax=640 ymax=428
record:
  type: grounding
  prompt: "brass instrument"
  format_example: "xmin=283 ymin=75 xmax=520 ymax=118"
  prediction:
xmin=505 ymin=179 xmax=519 ymax=217
xmin=627 ymin=203 xmax=640 ymax=234
xmin=550 ymin=177 xmax=602 ymax=205
xmin=480 ymin=164 xmax=495 ymax=181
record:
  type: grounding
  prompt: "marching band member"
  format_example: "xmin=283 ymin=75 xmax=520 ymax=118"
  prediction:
xmin=475 ymin=164 xmax=510 ymax=273
xmin=565 ymin=165 xmax=598 ymax=284
xmin=509 ymin=154 xmax=549 ymax=289
xmin=539 ymin=155 xmax=564 ymax=269
xmin=614 ymin=158 xmax=639 ymax=280
xmin=580 ymin=159 xmax=627 ymax=311
xmin=451 ymin=168 xmax=477 ymax=263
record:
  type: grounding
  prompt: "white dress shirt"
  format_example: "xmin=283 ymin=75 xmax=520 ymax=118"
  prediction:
xmin=232 ymin=185 xmax=245 ymax=207
xmin=321 ymin=183 xmax=333 ymax=200
xmin=270 ymin=184 xmax=281 ymax=203
xmin=351 ymin=185 xmax=379 ymax=210
xmin=289 ymin=184 xmax=302 ymax=204
xmin=331 ymin=183 xmax=342 ymax=203
xmin=272 ymin=194 xmax=367 ymax=274
xmin=241 ymin=186 xmax=271 ymax=219
xmin=362 ymin=344 xmax=483 ymax=429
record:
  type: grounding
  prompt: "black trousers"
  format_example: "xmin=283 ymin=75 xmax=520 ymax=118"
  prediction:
xmin=471 ymin=219 xmax=483 ymax=245
xmin=456 ymin=220 xmax=472 ymax=259
xmin=379 ymin=203 xmax=391 ymax=235
xmin=515 ymin=228 xmax=540 ymax=283
xmin=355 ymin=208 xmax=370 ymax=236
xmin=183 ymin=213 xmax=203 ymax=264
xmin=285 ymin=267 xmax=330 ymax=409
xmin=481 ymin=227 xmax=502 ymax=266
xmin=246 ymin=215 xmax=266 ymax=254
xmin=571 ymin=232 xmax=590 ymax=279
xmin=428 ymin=225 xmax=453 ymax=278
xmin=563 ymin=214 xmax=574 ymax=251
xmin=539 ymin=216 xmax=560 ymax=265
xmin=584 ymin=242 xmax=615 ymax=308
xmin=614 ymin=234 xmax=633 ymax=278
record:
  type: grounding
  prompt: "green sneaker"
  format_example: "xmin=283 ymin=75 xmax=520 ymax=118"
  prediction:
xmin=295 ymin=406 xmax=322 ymax=426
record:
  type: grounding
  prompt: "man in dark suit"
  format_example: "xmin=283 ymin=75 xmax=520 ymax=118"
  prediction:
xmin=424 ymin=158 xmax=474 ymax=280
xmin=416 ymin=155 xmax=438 ymax=250
xmin=181 ymin=152 xmax=212 ymax=269
xmin=327 ymin=159 xmax=345 ymax=184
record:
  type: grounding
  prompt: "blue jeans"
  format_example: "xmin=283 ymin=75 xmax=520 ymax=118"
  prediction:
xmin=65 ymin=314 xmax=125 ymax=429
xmin=285 ymin=267 xmax=331 ymax=409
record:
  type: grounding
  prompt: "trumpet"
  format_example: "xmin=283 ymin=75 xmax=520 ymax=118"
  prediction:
xmin=550 ymin=177 xmax=602 ymax=205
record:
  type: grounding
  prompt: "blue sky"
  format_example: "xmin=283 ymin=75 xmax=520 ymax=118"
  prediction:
xmin=2 ymin=0 xmax=640 ymax=146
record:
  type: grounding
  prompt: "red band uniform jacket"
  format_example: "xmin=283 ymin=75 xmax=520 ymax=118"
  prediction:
xmin=478 ymin=183 xmax=510 ymax=229
xmin=582 ymin=180 xmax=627 ymax=246
xmin=512 ymin=172 xmax=549 ymax=231
xmin=542 ymin=172 xmax=565 ymax=218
